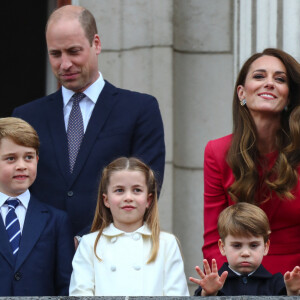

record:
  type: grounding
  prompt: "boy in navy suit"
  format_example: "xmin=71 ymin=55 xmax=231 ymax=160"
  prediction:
xmin=190 ymin=203 xmax=300 ymax=296
xmin=0 ymin=117 xmax=74 ymax=296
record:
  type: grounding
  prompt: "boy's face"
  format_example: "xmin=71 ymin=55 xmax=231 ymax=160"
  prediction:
xmin=0 ymin=137 xmax=38 ymax=197
xmin=218 ymin=234 xmax=270 ymax=274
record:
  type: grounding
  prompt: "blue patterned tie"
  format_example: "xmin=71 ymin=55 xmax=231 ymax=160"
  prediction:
xmin=67 ymin=93 xmax=85 ymax=173
xmin=5 ymin=198 xmax=21 ymax=257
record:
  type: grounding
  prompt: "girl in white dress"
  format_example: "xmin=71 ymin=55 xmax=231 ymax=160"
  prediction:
xmin=69 ymin=157 xmax=189 ymax=296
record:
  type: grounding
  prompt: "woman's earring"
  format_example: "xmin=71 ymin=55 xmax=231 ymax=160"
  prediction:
xmin=284 ymin=105 xmax=288 ymax=111
xmin=240 ymin=98 xmax=246 ymax=106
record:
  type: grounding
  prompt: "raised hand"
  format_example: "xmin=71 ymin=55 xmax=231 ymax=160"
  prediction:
xmin=284 ymin=266 xmax=300 ymax=296
xmin=189 ymin=259 xmax=228 ymax=296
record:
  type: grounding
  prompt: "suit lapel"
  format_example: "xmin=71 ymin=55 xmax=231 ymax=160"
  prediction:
xmin=15 ymin=196 xmax=49 ymax=270
xmin=0 ymin=218 xmax=15 ymax=268
xmin=70 ymin=81 xmax=118 ymax=182
xmin=46 ymin=90 xmax=72 ymax=183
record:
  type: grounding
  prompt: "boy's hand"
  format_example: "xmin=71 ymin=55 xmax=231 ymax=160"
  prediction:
xmin=284 ymin=266 xmax=300 ymax=296
xmin=189 ymin=259 xmax=228 ymax=296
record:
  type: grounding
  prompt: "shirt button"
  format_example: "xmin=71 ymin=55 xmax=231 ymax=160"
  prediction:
xmin=111 ymin=237 xmax=117 ymax=243
xmin=111 ymin=265 xmax=116 ymax=272
xmin=242 ymin=276 xmax=247 ymax=284
xmin=133 ymin=265 xmax=141 ymax=271
xmin=133 ymin=233 xmax=140 ymax=241
xmin=67 ymin=191 xmax=73 ymax=197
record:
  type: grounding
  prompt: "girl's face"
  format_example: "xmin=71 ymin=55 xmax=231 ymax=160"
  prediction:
xmin=237 ymin=55 xmax=289 ymax=118
xmin=103 ymin=170 xmax=152 ymax=232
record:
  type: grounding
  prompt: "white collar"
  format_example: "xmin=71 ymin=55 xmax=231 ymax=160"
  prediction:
xmin=62 ymin=71 xmax=105 ymax=106
xmin=0 ymin=189 xmax=30 ymax=209
xmin=102 ymin=223 xmax=152 ymax=237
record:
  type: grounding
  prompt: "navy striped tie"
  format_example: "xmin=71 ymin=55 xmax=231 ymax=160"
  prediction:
xmin=5 ymin=198 xmax=21 ymax=257
xmin=67 ymin=93 xmax=85 ymax=173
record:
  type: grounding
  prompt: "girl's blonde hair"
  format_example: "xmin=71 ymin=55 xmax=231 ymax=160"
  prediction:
xmin=91 ymin=157 xmax=160 ymax=263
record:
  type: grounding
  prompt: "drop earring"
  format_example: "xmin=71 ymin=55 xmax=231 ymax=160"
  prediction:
xmin=240 ymin=98 xmax=246 ymax=106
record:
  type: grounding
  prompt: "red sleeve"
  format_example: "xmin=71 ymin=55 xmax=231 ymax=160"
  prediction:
xmin=202 ymin=139 xmax=233 ymax=266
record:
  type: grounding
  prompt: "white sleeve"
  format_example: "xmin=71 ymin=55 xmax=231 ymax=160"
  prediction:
xmin=69 ymin=235 xmax=95 ymax=296
xmin=163 ymin=234 xmax=190 ymax=296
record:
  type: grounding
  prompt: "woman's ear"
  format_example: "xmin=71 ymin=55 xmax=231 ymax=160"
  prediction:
xmin=237 ymin=85 xmax=246 ymax=101
xmin=103 ymin=193 xmax=110 ymax=208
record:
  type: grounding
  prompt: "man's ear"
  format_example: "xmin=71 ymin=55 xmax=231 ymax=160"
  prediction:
xmin=218 ymin=239 xmax=226 ymax=256
xmin=264 ymin=239 xmax=270 ymax=256
xmin=103 ymin=194 xmax=109 ymax=208
xmin=93 ymin=34 xmax=101 ymax=55
xmin=147 ymin=193 xmax=153 ymax=208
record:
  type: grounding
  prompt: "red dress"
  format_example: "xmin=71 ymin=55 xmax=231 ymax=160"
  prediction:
xmin=202 ymin=134 xmax=300 ymax=274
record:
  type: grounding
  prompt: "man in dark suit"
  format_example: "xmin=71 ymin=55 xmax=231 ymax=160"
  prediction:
xmin=0 ymin=117 xmax=74 ymax=296
xmin=13 ymin=5 xmax=165 ymax=237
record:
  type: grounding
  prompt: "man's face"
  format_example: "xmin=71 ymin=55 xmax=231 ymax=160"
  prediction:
xmin=218 ymin=234 xmax=270 ymax=274
xmin=46 ymin=18 xmax=101 ymax=92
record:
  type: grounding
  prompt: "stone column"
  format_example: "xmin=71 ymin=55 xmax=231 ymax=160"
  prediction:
xmin=173 ymin=0 xmax=233 ymax=291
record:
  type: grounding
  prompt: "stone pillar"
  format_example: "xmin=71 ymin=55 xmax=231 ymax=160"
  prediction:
xmin=173 ymin=0 xmax=233 ymax=291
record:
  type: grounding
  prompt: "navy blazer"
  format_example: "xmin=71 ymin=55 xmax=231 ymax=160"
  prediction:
xmin=194 ymin=263 xmax=286 ymax=296
xmin=0 ymin=196 xmax=74 ymax=296
xmin=12 ymin=81 xmax=165 ymax=235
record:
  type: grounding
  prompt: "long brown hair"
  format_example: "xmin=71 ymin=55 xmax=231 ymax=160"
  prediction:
xmin=227 ymin=48 xmax=300 ymax=203
xmin=91 ymin=157 xmax=160 ymax=263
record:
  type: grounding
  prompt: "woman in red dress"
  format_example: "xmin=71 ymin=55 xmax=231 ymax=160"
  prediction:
xmin=203 ymin=48 xmax=300 ymax=275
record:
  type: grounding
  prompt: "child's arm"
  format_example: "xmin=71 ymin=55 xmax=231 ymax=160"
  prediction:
xmin=163 ymin=234 xmax=190 ymax=296
xmin=284 ymin=266 xmax=300 ymax=296
xmin=69 ymin=235 xmax=95 ymax=296
xmin=189 ymin=259 xmax=228 ymax=296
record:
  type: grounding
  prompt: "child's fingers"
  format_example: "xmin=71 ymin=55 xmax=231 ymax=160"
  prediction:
xmin=219 ymin=271 xmax=228 ymax=284
xmin=284 ymin=271 xmax=291 ymax=281
xmin=203 ymin=259 xmax=212 ymax=275
xmin=195 ymin=266 xmax=205 ymax=278
xmin=189 ymin=276 xmax=202 ymax=285
xmin=211 ymin=259 xmax=218 ymax=273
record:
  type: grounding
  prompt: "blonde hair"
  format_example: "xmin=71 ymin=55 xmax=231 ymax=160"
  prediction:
xmin=0 ymin=117 xmax=40 ymax=154
xmin=218 ymin=203 xmax=271 ymax=243
xmin=91 ymin=157 xmax=160 ymax=263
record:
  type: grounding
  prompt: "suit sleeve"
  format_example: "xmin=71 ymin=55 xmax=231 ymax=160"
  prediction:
xmin=163 ymin=235 xmax=190 ymax=296
xmin=55 ymin=212 xmax=75 ymax=295
xmin=131 ymin=96 xmax=165 ymax=188
xmin=69 ymin=235 xmax=95 ymax=296
xmin=202 ymin=141 xmax=228 ymax=266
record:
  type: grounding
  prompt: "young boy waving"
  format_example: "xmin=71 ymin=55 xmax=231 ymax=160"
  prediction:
xmin=190 ymin=203 xmax=300 ymax=296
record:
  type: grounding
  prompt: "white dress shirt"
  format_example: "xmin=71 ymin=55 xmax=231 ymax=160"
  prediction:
xmin=69 ymin=223 xmax=190 ymax=296
xmin=62 ymin=72 xmax=105 ymax=132
xmin=0 ymin=190 xmax=30 ymax=232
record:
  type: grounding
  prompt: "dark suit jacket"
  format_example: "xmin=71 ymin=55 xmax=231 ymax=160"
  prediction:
xmin=12 ymin=80 xmax=165 ymax=235
xmin=0 ymin=196 xmax=74 ymax=296
xmin=194 ymin=263 xmax=286 ymax=296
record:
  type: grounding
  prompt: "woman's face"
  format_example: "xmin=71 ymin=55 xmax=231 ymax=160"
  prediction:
xmin=237 ymin=55 xmax=289 ymax=118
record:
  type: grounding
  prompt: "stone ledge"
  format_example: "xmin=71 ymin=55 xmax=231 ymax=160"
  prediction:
xmin=0 ymin=297 xmax=298 ymax=300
